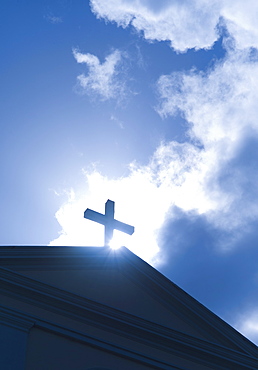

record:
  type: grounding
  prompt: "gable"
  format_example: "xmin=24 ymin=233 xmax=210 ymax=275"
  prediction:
xmin=0 ymin=245 xmax=258 ymax=358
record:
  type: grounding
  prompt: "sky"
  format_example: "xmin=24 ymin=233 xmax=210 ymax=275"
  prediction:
xmin=2 ymin=0 xmax=258 ymax=345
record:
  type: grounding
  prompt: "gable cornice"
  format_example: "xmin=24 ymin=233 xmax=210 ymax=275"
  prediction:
xmin=118 ymin=247 xmax=258 ymax=356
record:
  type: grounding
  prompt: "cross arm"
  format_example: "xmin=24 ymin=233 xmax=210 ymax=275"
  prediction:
xmin=84 ymin=209 xmax=106 ymax=226
xmin=113 ymin=219 xmax=134 ymax=235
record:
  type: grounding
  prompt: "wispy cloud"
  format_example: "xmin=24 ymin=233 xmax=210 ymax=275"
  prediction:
xmin=73 ymin=49 xmax=126 ymax=100
xmin=45 ymin=14 xmax=63 ymax=24
xmin=110 ymin=114 xmax=124 ymax=129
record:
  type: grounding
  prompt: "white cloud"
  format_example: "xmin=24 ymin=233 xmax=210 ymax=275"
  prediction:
xmin=52 ymin=1 xmax=258 ymax=261
xmin=157 ymin=49 xmax=258 ymax=147
xmin=90 ymin=0 xmax=258 ymax=52
xmin=49 ymin=140 xmax=218 ymax=263
xmin=221 ymin=0 xmax=258 ymax=50
xmin=53 ymin=48 xmax=258 ymax=259
xmin=157 ymin=48 xmax=258 ymax=235
xmin=73 ymin=49 xmax=125 ymax=100
xmin=50 ymin=166 xmax=168 ymax=263
xmin=90 ymin=0 xmax=220 ymax=52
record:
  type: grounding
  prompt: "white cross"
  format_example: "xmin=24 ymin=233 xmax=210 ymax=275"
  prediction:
xmin=84 ymin=200 xmax=134 ymax=246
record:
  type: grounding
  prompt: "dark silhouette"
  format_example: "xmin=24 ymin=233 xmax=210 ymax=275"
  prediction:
xmin=84 ymin=199 xmax=134 ymax=246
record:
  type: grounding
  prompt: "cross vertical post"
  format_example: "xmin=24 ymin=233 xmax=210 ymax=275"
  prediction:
xmin=105 ymin=199 xmax=115 ymax=246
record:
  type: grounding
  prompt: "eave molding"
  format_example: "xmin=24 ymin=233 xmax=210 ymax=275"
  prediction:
xmin=0 ymin=305 xmax=34 ymax=332
xmin=0 ymin=305 xmax=183 ymax=370
xmin=119 ymin=247 xmax=258 ymax=356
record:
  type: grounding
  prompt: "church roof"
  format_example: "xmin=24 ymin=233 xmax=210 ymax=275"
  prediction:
xmin=1 ymin=246 xmax=258 ymax=369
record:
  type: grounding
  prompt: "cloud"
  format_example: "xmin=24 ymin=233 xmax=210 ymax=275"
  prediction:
xmin=90 ymin=0 xmax=220 ymax=52
xmin=52 ymin=47 xmax=258 ymax=260
xmin=49 ymin=141 xmax=201 ymax=260
xmin=52 ymin=1 xmax=258 ymax=265
xmin=156 ymin=47 xmax=258 ymax=242
xmin=90 ymin=0 xmax=258 ymax=52
xmin=73 ymin=49 xmax=126 ymax=100
xmin=110 ymin=114 xmax=124 ymax=129
xmin=50 ymin=166 xmax=167 ymax=263
xmin=49 ymin=139 xmax=221 ymax=263
xmin=45 ymin=14 xmax=63 ymax=24
xmin=221 ymin=0 xmax=258 ymax=50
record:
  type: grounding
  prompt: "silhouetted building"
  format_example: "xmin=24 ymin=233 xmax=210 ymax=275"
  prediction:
xmin=1 ymin=246 xmax=258 ymax=369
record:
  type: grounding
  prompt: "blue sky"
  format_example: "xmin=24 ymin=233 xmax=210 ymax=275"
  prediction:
xmin=2 ymin=0 xmax=258 ymax=344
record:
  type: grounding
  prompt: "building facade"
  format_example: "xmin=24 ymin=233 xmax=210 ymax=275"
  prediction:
xmin=1 ymin=246 xmax=258 ymax=369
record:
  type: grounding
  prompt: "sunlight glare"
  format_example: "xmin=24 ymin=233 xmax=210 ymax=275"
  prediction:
xmin=50 ymin=143 xmax=216 ymax=266
xmin=109 ymin=237 xmax=122 ymax=250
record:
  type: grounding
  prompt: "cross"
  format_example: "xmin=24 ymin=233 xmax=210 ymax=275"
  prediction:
xmin=84 ymin=199 xmax=134 ymax=246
